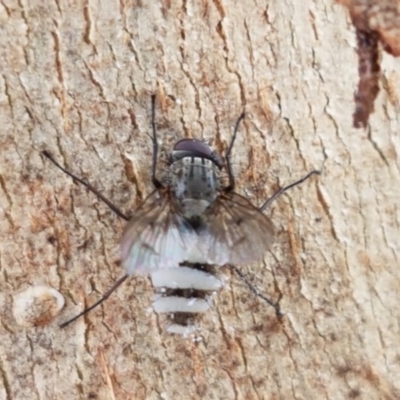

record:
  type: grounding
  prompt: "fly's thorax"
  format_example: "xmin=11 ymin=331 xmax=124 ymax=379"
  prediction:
xmin=169 ymin=156 xmax=221 ymax=220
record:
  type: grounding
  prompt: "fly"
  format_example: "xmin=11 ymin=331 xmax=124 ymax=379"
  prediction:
xmin=43 ymin=96 xmax=320 ymax=334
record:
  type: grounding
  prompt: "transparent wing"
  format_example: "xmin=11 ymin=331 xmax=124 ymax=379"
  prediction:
xmin=121 ymin=190 xmax=196 ymax=275
xmin=199 ymin=192 xmax=275 ymax=265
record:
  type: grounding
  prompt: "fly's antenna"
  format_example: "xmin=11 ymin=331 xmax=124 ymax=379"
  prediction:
xmin=60 ymin=274 xmax=129 ymax=328
xmin=42 ymin=151 xmax=130 ymax=221
xmin=260 ymin=170 xmax=321 ymax=212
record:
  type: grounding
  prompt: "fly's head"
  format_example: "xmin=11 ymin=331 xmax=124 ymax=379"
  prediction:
xmin=170 ymin=139 xmax=223 ymax=168
xmin=169 ymin=139 xmax=223 ymax=225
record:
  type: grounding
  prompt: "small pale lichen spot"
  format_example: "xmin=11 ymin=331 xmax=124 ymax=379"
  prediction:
xmin=12 ymin=286 xmax=65 ymax=327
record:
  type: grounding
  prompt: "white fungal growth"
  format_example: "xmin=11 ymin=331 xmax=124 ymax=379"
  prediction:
xmin=12 ymin=286 xmax=65 ymax=327
xmin=166 ymin=323 xmax=199 ymax=336
xmin=152 ymin=296 xmax=211 ymax=314
xmin=151 ymin=267 xmax=223 ymax=290
xmin=150 ymin=266 xmax=224 ymax=335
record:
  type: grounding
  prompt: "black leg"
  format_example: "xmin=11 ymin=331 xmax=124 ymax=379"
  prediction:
xmin=223 ymin=112 xmax=245 ymax=192
xmin=49 ymin=97 xmax=165 ymax=328
xmin=230 ymin=264 xmax=283 ymax=318
xmin=42 ymin=151 xmax=130 ymax=221
xmin=150 ymin=95 xmax=163 ymax=189
xmin=60 ymin=274 xmax=129 ymax=328
xmin=259 ymin=170 xmax=321 ymax=212
xmin=230 ymin=171 xmax=320 ymax=318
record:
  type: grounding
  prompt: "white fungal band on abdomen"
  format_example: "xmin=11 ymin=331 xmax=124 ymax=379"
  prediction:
xmin=151 ymin=267 xmax=223 ymax=290
xmin=166 ymin=324 xmax=199 ymax=336
xmin=150 ymin=264 xmax=224 ymax=335
xmin=153 ymin=296 xmax=211 ymax=313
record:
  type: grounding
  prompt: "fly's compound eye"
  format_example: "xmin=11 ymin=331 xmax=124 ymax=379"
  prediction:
xmin=174 ymin=139 xmax=213 ymax=155
xmin=172 ymin=139 xmax=223 ymax=168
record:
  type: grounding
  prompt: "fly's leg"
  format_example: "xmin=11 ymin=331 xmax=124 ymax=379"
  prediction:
xmin=60 ymin=274 xmax=129 ymax=328
xmin=259 ymin=170 xmax=321 ymax=212
xmin=234 ymin=170 xmax=319 ymax=316
xmin=42 ymin=151 xmax=130 ymax=221
xmin=230 ymin=264 xmax=283 ymax=318
xmin=44 ymin=96 xmax=165 ymax=328
xmin=150 ymin=95 xmax=163 ymax=189
xmin=223 ymin=112 xmax=245 ymax=192
xmin=42 ymin=152 xmax=130 ymax=327
xmin=43 ymin=96 xmax=165 ymax=219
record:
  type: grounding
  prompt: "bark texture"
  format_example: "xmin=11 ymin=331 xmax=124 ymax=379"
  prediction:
xmin=1 ymin=1 xmax=399 ymax=399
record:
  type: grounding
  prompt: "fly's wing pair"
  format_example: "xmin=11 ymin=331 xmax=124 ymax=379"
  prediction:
xmin=121 ymin=190 xmax=275 ymax=275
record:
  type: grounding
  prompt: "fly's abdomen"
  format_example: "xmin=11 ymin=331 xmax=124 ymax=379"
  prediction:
xmin=151 ymin=265 xmax=224 ymax=335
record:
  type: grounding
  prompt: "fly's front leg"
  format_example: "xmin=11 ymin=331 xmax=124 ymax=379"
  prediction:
xmin=42 ymin=151 xmax=130 ymax=221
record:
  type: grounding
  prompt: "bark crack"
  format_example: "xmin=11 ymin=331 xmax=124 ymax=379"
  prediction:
xmin=118 ymin=0 xmax=142 ymax=73
xmin=99 ymin=231 xmax=113 ymax=272
xmin=83 ymin=60 xmax=106 ymax=101
xmin=0 ymin=353 xmax=12 ymax=400
xmin=99 ymin=349 xmax=117 ymax=400
xmin=375 ymin=190 xmax=398 ymax=263
xmin=243 ymin=19 xmax=255 ymax=81
xmin=32 ymin=362 xmax=44 ymax=400
xmin=121 ymin=151 xmax=143 ymax=204
xmin=221 ymin=367 xmax=239 ymax=400
xmin=213 ymin=0 xmax=245 ymax=106
xmin=18 ymin=0 xmax=30 ymax=65
xmin=51 ymin=27 xmax=68 ymax=126
xmin=282 ymin=117 xmax=308 ymax=170
xmin=315 ymin=184 xmax=339 ymax=242
xmin=322 ymin=94 xmax=352 ymax=163
xmin=2 ymin=75 xmax=15 ymax=122
xmin=177 ymin=0 xmax=202 ymax=123
xmin=366 ymin=127 xmax=390 ymax=167
xmin=83 ymin=0 xmax=93 ymax=45
xmin=0 ymin=174 xmax=15 ymax=229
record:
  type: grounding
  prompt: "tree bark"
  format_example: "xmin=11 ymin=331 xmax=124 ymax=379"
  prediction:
xmin=1 ymin=1 xmax=399 ymax=399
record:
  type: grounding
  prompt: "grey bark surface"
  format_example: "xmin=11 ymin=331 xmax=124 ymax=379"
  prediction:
xmin=0 ymin=1 xmax=399 ymax=399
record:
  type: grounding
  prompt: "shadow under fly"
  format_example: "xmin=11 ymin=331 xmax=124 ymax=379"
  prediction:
xmin=43 ymin=96 xmax=320 ymax=335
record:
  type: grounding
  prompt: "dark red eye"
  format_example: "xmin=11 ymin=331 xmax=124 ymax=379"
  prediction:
xmin=174 ymin=139 xmax=213 ymax=155
xmin=172 ymin=139 xmax=223 ymax=168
